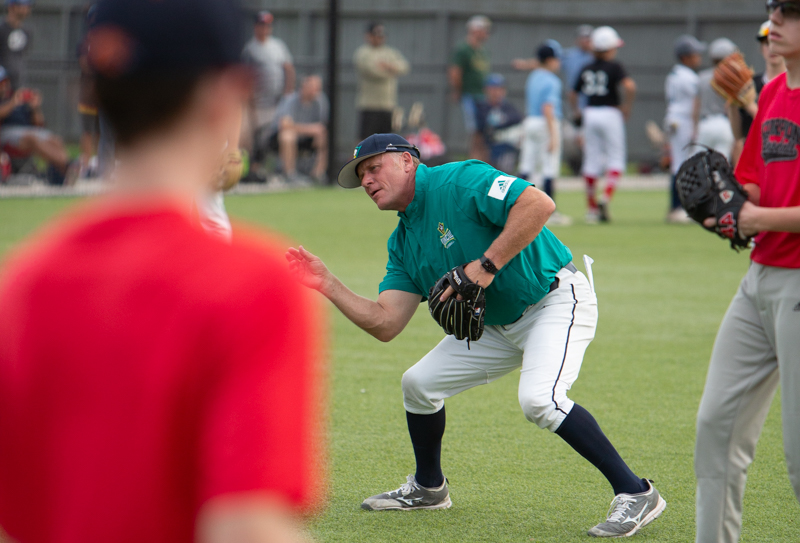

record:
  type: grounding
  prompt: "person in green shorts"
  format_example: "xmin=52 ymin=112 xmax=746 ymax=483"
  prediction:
xmin=449 ymin=15 xmax=491 ymax=161
xmin=286 ymin=133 xmax=666 ymax=538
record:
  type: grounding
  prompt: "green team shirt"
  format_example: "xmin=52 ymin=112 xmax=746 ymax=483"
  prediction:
xmin=379 ymin=161 xmax=573 ymax=326
xmin=451 ymin=42 xmax=490 ymax=97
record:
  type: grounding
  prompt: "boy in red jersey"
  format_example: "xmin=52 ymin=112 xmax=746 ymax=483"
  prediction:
xmin=0 ymin=1 xmax=323 ymax=542
xmin=695 ymin=2 xmax=800 ymax=542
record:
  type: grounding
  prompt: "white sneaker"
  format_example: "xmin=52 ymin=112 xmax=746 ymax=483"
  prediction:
xmin=665 ymin=207 xmax=693 ymax=224
xmin=361 ymin=475 xmax=452 ymax=511
xmin=588 ymin=480 xmax=667 ymax=538
xmin=546 ymin=211 xmax=574 ymax=227
xmin=585 ymin=209 xmax=600 ymax=224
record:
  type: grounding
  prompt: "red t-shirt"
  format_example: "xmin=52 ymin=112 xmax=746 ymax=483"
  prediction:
xmin=0 ymin=201 xmax=324 ymax=543
xmin=735 ymin=72 xmax=800 ymax=268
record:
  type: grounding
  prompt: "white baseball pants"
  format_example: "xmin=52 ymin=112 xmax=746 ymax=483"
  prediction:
xmin=665 ymin=114 xmax=695 ymax=175
xmin=518 ymin=116 xmax=561 ymax=180
xmin=695 ymin=263 xmax=800 ymax=543
xmin=693 ymin=114 xmax=734 ymax=161
xmin=402 ymin=267 xmax=597 ymax=433
xmin=581 ymin=106 xmax=626 ymax=177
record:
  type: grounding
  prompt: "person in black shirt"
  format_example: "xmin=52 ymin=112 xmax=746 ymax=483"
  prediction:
xmin=569 ymin=26 xmax=636 ymax=223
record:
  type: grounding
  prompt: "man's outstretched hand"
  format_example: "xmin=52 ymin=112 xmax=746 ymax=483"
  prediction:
xmin=286 ymin=246 xmax=329 ymax=291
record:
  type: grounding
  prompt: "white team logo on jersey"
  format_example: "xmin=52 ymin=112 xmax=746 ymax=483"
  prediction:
xmin=488 ymin=175 xmax=516 ymax=200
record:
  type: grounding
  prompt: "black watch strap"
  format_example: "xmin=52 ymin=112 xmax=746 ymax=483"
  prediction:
xmin=480 ymin=255 xmax=499 ymax=275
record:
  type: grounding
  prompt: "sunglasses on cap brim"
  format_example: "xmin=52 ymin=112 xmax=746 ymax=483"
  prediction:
xmin=386 ymin=143 xmax=420 ymax=157
xmin=767 ymin=0 xmax=800 ymax=17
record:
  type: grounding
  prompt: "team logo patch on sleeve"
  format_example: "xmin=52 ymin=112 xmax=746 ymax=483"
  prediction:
xmin=488 ymin=175 xmax=516 ymax=200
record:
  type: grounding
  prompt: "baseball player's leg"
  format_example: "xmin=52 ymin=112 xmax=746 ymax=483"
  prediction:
xmin=542 ymin=120 xmax=562 ymax=200
xmin=512 ymin=270 xmax=644 ymax=491
xmin=361 ymin=331 xmax=522 ymax=511
xmin=512 ymin=269 xmax=597 ymax=431
xmin=598 ymin=108 xmax=625 ymax=222
xmin=512 ymin=269 xmax=665 ymax=537
xmin=764 ymin=267 xmax=800 ymax=503
xmin=517 ymin=116 xmax=540 ymax=180
xmin=581 ymin=109 xmax=605 ymax=220
xmin=667 ymin=118 xmax=695 ymax=216
xmin=695 ymin=266 xmax=778 ymax=543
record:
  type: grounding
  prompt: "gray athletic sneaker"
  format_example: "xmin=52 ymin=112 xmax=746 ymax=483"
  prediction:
xmin=361 ymin=475 xmax=452 ymax=511
xmin=588 ymin=480 xmax=666 ymax=538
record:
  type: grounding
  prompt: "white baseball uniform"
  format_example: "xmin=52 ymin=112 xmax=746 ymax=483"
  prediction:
xmin=518 ymin=68 xmax=563 ymax=181
xmin=694 ymin=68 xmax=734 ymax=160
xmin=665 ymin=63 xmax=700 ymax=174
xmin=574 ymin=59 xmax=629 ymax=177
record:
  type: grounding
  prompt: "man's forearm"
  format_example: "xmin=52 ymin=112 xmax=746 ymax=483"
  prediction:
xmin=319 ymin=275 xmax=396 ymax=341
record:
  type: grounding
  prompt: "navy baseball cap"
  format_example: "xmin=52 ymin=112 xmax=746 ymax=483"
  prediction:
xmin=537 ymin=39 xmax=563 ymax=62
xmin=338 ymin=133 xmax=420 ymax=188
xmin=6 ymin=0 xmax=32 ymax=5
xmin=88 ymin=0 xmax=244 ymax=78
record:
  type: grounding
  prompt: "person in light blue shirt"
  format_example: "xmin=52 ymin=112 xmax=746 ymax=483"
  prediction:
xmin=519 ymin=41 xmax=571 ymax=225
xmin=561 ymin=25 xmax=594 ymax=116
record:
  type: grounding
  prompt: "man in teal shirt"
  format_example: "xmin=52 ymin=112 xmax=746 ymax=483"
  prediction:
xmin=287 ymin=134 xmax=666 ymax=538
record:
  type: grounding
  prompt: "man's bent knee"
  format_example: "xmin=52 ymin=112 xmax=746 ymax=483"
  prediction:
xmin=519 ymin=393 xmax=564 ymax=431
xmin=401 ymin=366 xmax=440 ymax=414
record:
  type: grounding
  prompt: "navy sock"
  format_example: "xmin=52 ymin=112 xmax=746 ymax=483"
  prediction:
xmin=555 ymin=404 xmax=648 ymax=495
xmin=670 ymin=174 xmax=681 ymax=210
xmin=543 ymin=177 xmax=554 ymax=199
xmin=406 ymin=407 xmax=446 ymax=488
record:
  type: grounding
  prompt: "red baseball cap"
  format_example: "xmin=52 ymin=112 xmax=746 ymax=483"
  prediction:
xmin=255 ymin=10 xmax=273 ymax=25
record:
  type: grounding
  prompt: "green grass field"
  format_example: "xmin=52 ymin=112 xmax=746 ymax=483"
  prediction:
xmin=1 ymin=188 xmax=798 ymax=542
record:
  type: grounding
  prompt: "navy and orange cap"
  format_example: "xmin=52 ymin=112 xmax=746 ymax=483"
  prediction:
xmin=87 ymin=0 xmax=244 ymax=79
xmin=337 ymin=134 xmax=420 ymax=188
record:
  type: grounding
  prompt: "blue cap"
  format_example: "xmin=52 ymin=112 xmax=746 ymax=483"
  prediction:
xmin=87 ymin=0 xmax=244 ymax=78
xmin=537 ymin=39 xmax=562 ymax=61
xmin=484 ymin=73 xmax=505 ymax=87
xmin=6 ymin=0 xmax=32 ymax=5
xmin=338 ymin=133 xmax=421 ymax=188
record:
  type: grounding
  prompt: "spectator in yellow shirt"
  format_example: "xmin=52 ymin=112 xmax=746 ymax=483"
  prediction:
xmin=354 ymin=22 xmax=409 ymax=140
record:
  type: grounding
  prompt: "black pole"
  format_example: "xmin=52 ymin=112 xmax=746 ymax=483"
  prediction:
xmin=325 ymin=0 xmax=338 ymax=184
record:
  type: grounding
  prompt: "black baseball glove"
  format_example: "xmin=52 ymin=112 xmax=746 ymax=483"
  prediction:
xmin=428 ymin=264 xmax=486 ymax=346
xmin=675 ymin=148 xmax=751 ymax=251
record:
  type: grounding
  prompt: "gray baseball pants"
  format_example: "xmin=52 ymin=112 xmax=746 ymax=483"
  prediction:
xmin=695 ymin=262 xmax=800 ymax=543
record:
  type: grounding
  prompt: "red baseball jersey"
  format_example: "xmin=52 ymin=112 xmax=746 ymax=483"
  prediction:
xmin=736 ymin=72 xmax=800 ymax=268
xmin=0 ymin=201 xmax=324 ymax=543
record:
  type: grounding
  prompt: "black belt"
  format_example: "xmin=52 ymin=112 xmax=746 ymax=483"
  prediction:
xmin=549 ymin=262 xmax=578 ymax=293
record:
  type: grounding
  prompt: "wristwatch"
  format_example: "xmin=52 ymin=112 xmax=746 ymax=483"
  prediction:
xmin=480 ymin=255 xmax=499 ymax=275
